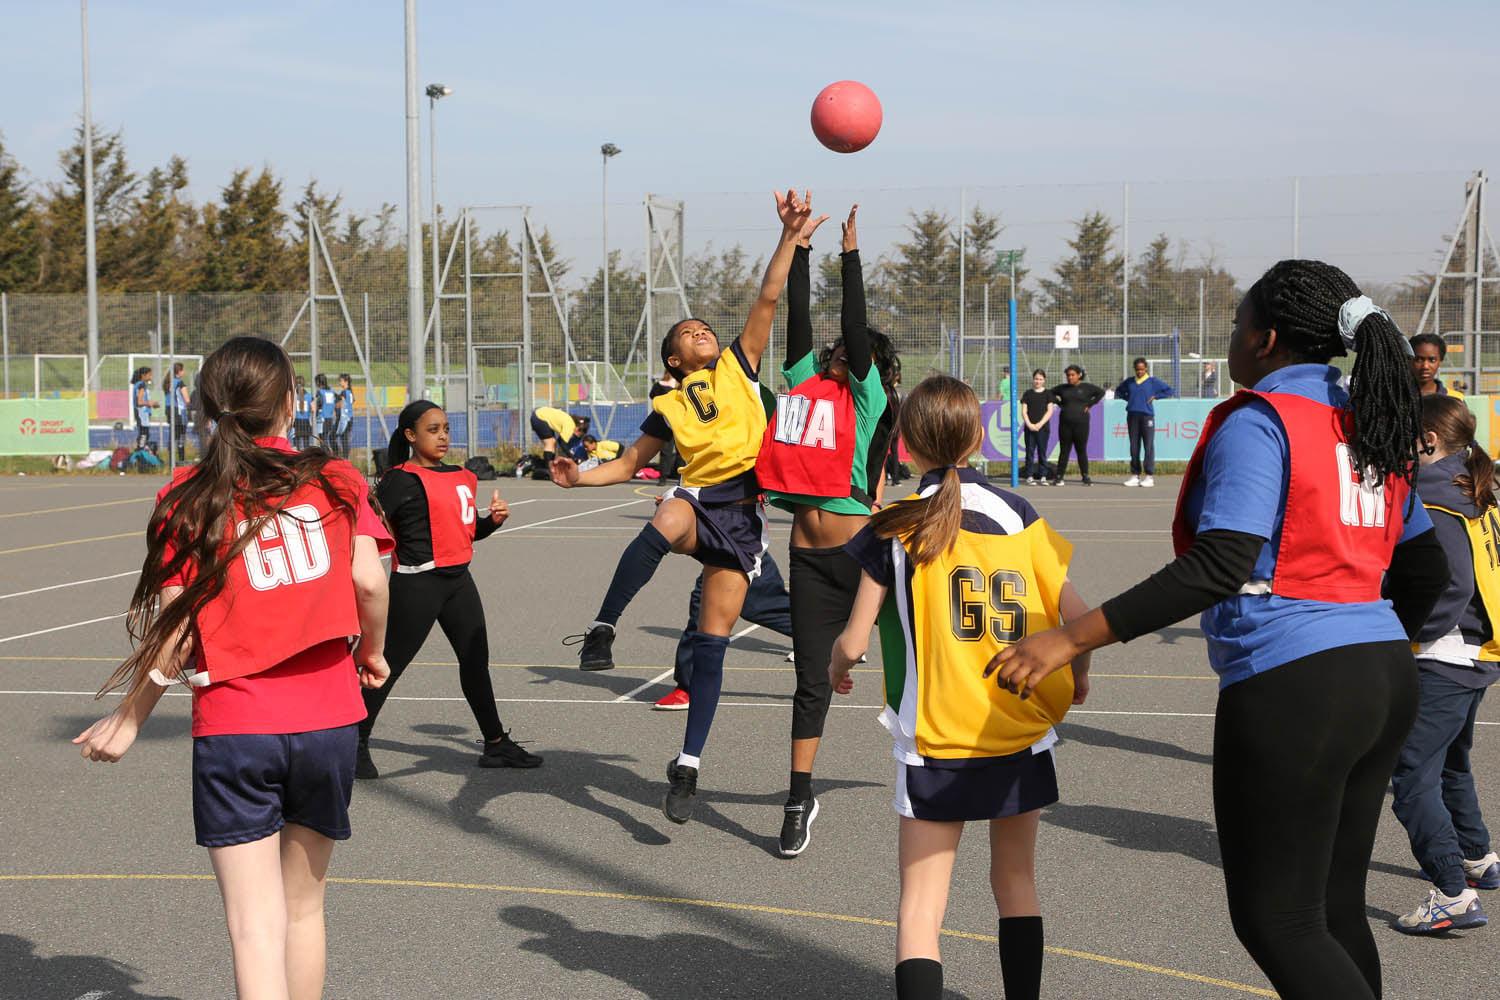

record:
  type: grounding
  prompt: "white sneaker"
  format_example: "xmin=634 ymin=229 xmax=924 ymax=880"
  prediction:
xmin=1123 ymin=475 xmax=1140 ymax=487
xmin=1396 ymin=887 xmax=1487 ymax=934
xmin=1141 ymin=476 xmax=1156 ymax=488
xmin=784 ymin=650 xmax=795 ymax=663
xmin=1466 ymin=852 xmax=1500 ymax=889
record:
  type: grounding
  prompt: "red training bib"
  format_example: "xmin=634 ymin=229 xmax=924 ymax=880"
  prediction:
xmin=394 ymin=463 xmax=479 ymax=570
xmin=756 ymin=374 xmax=858 ymax=500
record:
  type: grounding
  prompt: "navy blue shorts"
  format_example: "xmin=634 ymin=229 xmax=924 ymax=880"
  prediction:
xmin=192 ymin=724 xmax=358 ymax=848
xmin=895 ymin=747 xmax=1058 ymax=821
xmin=530 ymin=412 xmax=557 ymax=442
xmin=665 ymin=486 xmax=769 ymax=580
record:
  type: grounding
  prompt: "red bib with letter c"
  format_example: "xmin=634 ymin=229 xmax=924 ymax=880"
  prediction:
xmin=395 ymin=463 xmax=479 ymax=570
xmin=756 ymin=374 xmax=857 ymax=499
xmin=1172 ymin=390 xmax=1409 ymax=602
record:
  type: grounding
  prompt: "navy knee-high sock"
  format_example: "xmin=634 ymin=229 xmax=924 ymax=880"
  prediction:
xmin=593 ymin=524 xmax=672 ymax=628
xmin=998 ymin=916 xmax=1043 ymax=1000
xmin=679 ymin=632 xmax=728 ymax=765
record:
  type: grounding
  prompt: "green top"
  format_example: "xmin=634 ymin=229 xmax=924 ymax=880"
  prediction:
xmin=764 ymin=351 xmax=889 ymax=515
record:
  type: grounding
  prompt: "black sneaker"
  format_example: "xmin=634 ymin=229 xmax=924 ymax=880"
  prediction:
xmin=663 ymin=759 xmax=699 ymax=824
xmin=479 ymin=730 xmax=543 ymax=768
xmin=355 ymin=740 xmax=378 ymax=780
xmin=778 ymin=796 xmax=820 ymax=858
xmin=563 ymin=625 xmax=615 ymax=671
xmin=1081 ymin=476 xmax=1093 ymax=486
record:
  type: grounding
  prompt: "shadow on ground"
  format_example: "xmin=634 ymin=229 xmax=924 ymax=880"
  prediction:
xmin=367 ymin=726 xmax=880 ymax=853
xmin=499 ymin=905 xmax=972 ymax=1000
xmin=1056 ymin=722 xmax=1212 ymax=766
xmin=1042 ymin=803 xmax=1222 ymax=868
xmin=0 ymin=934 xmax=182 ymax=1000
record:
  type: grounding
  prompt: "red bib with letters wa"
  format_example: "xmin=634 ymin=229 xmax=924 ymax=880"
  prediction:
xmin=193 ymin=467 xmax=363 ymax=685
xmin=756 ymin=374 xmax=857 ymax=499
xmin=395 ymin=463 xmax=478 ymax=569
xmin=1172 ymin=390 xmax=1409 ymax=602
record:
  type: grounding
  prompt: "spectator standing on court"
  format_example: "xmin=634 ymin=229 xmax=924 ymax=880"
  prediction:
xmin=165 ymin=362 xmax=190 ymax=462
xmin=335 ymin=374 xmax=354 ymax=458
xmin=1020 ymin=369 xmax=1056 ymax=485
xmin=1410 ymin=333 xmax=1464 ymax=398
xmin=130 ymin=366 xmax=159 ymax=449
xmin=1202 ymin=361 xmax=1219 ymax=398
xmin=1048 ymin=365 xmax=1103 ymax=486
xmin=997 ymin=366 xmax=1011 ymax=403
xmin=314 ymin=374 xmax=337 ymax=449
xmin=293 ymin=375 xmax=314 ymax=449
xmin=989 ymin=260 xmax=1448 ymax=1000
xmin=1114 ymin=357 xmax=1174 ymax=488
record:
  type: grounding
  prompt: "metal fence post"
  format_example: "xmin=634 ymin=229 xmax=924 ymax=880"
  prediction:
xmin=1121 ymin=182 xmax=1130 ymax=379
xmin=1 ymin=291 xmax=9 ymax=398
xmin=167 ymin=294 xmax=175 ymax=474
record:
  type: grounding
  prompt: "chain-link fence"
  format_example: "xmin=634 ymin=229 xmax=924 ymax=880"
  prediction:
xmin=2 ymin=170 xmax=1493 ymax=458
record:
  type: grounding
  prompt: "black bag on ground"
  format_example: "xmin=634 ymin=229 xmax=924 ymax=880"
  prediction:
xmin=464 ymin=456 xmax=497 ymax=480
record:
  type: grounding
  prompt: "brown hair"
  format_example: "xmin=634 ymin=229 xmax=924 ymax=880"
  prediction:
xmin=99 ymin=337 xmax=359 ymax=699
xmin=869 ymin=374 xmax=982 ymax=564
xmin=1422 ymin=394 xmax=1495 ymax=512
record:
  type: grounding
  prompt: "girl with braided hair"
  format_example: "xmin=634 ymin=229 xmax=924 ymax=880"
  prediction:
xmin=985 ymin=260 xmax=1450 ymax=999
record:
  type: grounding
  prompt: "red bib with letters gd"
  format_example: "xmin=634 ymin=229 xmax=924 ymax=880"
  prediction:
xmin=395 ymin=463 xmax=479 ymax=569
xmin=756 ymin=374 xmax=857 ymax=499
xmin=191 ymin=466 xmax=363 ymax=685
xmin=1172 ymin=390 xmax=1409 ymax=603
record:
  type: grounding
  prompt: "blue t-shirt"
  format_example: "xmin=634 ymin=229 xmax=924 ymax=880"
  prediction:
xmin=336 ymin=388 xmax=354 ymax=429
xmin=1115 ymin=375 xmax=1174 ymax=416
xmin=318 ymin=388 xmax=337 ymax=420
xmin=1184 ymin=363 xmax=1431 ymax=687
xmin=131 ymin=381 xmax=151 ymax=423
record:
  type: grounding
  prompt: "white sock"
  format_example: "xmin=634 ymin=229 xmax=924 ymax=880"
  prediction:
xmin=588 ymin=620 xmax=614 ymax=633
xmin=676 ymin=752 xmax=701 ymax=770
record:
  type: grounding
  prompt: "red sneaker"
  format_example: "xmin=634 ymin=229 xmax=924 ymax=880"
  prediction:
xmin=653 ymin=687 xmax=691 ymax=711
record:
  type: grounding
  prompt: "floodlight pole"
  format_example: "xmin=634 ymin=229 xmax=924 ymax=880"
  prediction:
xmin=80 ymin=0 xmax=99 ymax=394
xmin=1007 ymin=253 xmax=1019 ymax=489
xmin=403 ymin=0 xmax=425 ymax=403
xmin=601 ymin=143 xmax=621 ymax=375
xmin=427 ymin=83 xmax=451 ymax=393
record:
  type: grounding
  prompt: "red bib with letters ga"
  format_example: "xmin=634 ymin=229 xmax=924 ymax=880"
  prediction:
xmin=1172 ymin=390 xmax=1409 ymax=603
xmin=756 ymin=374 xmax=857 ymax=499
xmin=395 ymin=463 xmax=479 ymax=569
xmin=192 ymin=467 xmax=363 ymax=685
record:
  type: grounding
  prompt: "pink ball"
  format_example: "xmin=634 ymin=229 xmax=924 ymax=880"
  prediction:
xmin=810 ymin=80 xmax=883 ymax=154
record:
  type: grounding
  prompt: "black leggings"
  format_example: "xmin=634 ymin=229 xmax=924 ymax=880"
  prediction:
xmin=1055 ymin=417 xmax=1089 ymax=479
xmin=359 ymin=569 xmax=505 ymax=743
xmin=788 ymin=545 xmax=864 ymax=741
xmin=1214 ymin=640 xmax=1417 ymax=1000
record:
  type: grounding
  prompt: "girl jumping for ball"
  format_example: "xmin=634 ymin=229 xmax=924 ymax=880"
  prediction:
xmin=75 ymin=336 xmax=394 ymax=999
xmin=555 ymin=188 xmax=819 ymax=824
xmin=357 ymin=400 xmax=542 ymax=777
xmin=831 ymin=375 xmax=1091 ymax=1000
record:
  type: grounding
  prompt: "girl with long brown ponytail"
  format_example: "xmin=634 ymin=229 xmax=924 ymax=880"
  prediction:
xmin=829 ymin=374 xmax=1092 ymax=1000
xmin=74 ymin=336 xmax=393 ymax=1000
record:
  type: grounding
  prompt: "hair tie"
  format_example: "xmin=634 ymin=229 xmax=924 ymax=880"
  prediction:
xmin=1337 ymin=295 xmax=1392 ymax=352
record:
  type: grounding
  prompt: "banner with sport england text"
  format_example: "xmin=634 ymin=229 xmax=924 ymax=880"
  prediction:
xmin=0 ymin=398 xmax=89 ymax=455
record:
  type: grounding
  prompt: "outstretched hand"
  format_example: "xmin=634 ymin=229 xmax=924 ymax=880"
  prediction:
xmin=841 ymin=204 xmax=859 ymax=253
xmin=775 ymin=189 xmax=814 ymax=234
xmin=982 ymin=627 xmax=1080 ymax=700
xmin=550 ymin=456 xmax=580 ymax=488
xmin=488 ymin=489 xmax=509 ymax=525
xmin=796 ymin=207 xmax=831 ymax=248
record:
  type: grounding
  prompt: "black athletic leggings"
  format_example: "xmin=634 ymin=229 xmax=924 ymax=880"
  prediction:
xmin=1055 ymin=416 xmax=1089 ymax=479
xmin=789 ymin=546 xmax=864 ymax=741
xmin=359 ymin=568 xmax=504 ymax=743
xmin=1214 ymin=640 xmax=1417 ymax=1000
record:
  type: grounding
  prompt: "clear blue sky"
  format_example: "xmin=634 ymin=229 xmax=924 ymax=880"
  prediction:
xmin=4 ymin=1 xmax=1498 ymax=284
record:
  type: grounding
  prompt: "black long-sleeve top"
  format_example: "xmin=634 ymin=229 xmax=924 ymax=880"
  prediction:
xmin=1051 ymin=382 xmax=1105 ymax=422
xmin=375 ymin=464 xmax=499 ymax=576
xmin=786 ymin=246 xmax=873 ymax=381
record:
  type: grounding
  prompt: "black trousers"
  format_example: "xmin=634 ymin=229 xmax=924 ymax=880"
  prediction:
xmin=788 ymin=546 xmax=865 ymax=740
xmin=1022 ymin=426 xmax=1051 ymax=480
xmin=1127 ymin=412 xmax=1155 ymax=475
xmin=1214 ymin=641 xmax=1417 ymax=1000
xmin=359 ymin=568 xmax=505 ymax=743
xmin=1054 ymin=417 xmax=1089 ymax=479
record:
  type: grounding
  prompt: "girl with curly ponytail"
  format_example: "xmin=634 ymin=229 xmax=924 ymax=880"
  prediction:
xmin=987 ymin=260 xmax=1451 ymax=997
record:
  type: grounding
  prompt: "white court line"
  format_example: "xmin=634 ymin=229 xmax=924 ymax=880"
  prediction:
xmin=611 ymin=622 xmax=762 ymax=703
xmin=495 ymin=497 xmax=645 ymax=535
xmin=8 ymin=688 xmax=1499 ymax=727
xmin=0 ymin=614 xmax=127 ymax=645
xmin=0 ymin=571 xmax=139 ymax=602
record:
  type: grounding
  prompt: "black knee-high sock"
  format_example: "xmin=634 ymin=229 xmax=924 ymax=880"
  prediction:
xmin=594 ymin=524 xmax=673 ymax=628
xmin=998 ymin=916 xmax=1043 ymax=1000
xmin=895 ymin=958 xmax=943 ymax=1000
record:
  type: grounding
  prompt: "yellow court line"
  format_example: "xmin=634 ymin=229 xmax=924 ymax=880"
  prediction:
xmin=0 ymin=873 xmax=1274 ymax=996
xmin=0 ymin=497 xmax=150 ymax=520
xmin=0 ymin=531 xmax=139 ymax=556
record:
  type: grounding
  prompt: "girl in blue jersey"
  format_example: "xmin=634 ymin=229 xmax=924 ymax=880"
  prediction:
xmin=335 ymin=374 xmax=354 ymax=457
xmin=831 ymin=375 xmax=1091 ymax=1000
xmin=131 ymin=366 xmax=159 ymax=449
xmin=1390 ymin=395 xmax=1498 ymax=934
xmin=990 ymin=260 xmax=1448 ymax=1000
xmin=1113 ymin=357 xmax=1173 ymax=487
xmin=314 ymin=374 xmax=337 ymax=449
xmin=293 ymin=376 xmax=314 ymax=450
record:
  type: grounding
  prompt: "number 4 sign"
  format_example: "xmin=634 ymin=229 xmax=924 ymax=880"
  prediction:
xmin=1054 ymin=325 xmax=1080 ymax=350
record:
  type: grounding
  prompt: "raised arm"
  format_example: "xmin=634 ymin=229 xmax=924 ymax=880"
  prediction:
xmin=840 ymin=205 xmax=873 ymax=381
xmin=739 ymin=189 xmax=822 ymax=373
xmin=785 ymin=241 xmax=813 ymax=367
xmin=552 ymin=434 xmax=664 ymax=488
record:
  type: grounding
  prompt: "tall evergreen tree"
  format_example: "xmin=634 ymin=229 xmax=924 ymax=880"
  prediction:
xmin=1038 ymin=211 xmax=1123 ymax=315
xmin=0 ymin=135 xmax=39 ymax=291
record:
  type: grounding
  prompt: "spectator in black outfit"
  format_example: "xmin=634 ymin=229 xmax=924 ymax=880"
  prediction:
xmin=1049 ymin=365 xmax=1104 ymax=486
xmin=1019 ymin=369 xmax=1056 ymax=485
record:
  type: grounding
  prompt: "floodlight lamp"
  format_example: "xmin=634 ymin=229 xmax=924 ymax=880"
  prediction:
xmin=601 ymin=143 xmax=621 ymax=158
xmin=426 ymin=83 xmax=453 ymax=99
